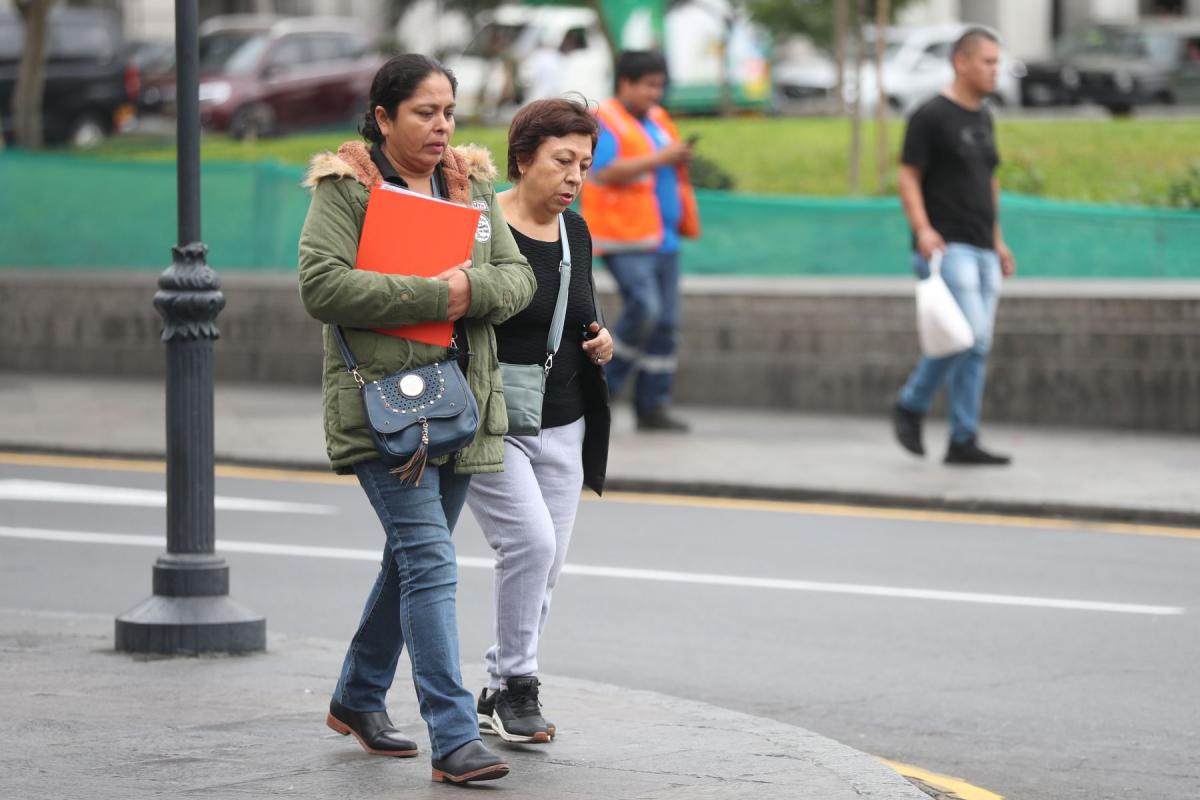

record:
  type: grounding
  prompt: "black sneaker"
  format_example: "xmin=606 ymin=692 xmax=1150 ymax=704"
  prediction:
xmin=477 ymin=688 xmax=497 ymax=735
xmin=891 ymin=402 xmax=925 ymax=456
xmin=944 ymin=437 xmax=1011 ymax=466
xmin=491 ymin=676 xmax=551 ymax=744
xmin=636 ymin=406 xmax=690 ymax=433
xmin=479 ymin=686 xmax=556 ymax=738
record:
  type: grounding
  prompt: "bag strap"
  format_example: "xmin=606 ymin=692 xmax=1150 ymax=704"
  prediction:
xmin=543 ymin=214 xmax=572 ymax=372
xmin=334 ymin=324 xmax=461 ymax=388
xmin=332 ymin=326 xmax=362 ymax=386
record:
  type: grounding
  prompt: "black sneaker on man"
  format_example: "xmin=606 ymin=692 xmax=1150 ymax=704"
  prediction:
xmin=636 ymin=406 xmax=690 ymax=433
xmin=480 ymin=687 xmax=555 ymax=738
xmin=490 ymin=676 xmax=551 ymax=743
xmin=944 ymin=437 xmax=1011 ymax=466
xmin=891 ymin=402 xmax=926 ymax=456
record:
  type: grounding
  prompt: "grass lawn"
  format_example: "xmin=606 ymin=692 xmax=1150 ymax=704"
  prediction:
xmin=87 ymin=115 xmax=1200 ymax=206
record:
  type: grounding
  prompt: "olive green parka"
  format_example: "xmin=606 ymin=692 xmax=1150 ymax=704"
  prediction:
xmin=298 ymin=140 xmax=535 ymax=474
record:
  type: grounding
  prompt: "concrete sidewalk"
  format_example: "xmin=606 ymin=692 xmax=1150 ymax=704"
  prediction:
xmin=0 ymin=608 xmax=925 ymax=799
xmin=2 ymin=372 xmax=1198 ymax=525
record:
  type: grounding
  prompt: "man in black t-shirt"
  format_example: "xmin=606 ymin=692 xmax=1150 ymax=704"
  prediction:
xmin=891 ymin=27 xmax=1017 ymax=466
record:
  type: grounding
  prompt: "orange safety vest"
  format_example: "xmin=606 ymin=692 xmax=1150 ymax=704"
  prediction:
xmin=582 ymin=98 xmax=701 ymax=255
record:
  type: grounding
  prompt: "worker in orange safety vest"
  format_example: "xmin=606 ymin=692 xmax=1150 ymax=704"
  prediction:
xmin=581 ymin=50 xmax=700 ymax=433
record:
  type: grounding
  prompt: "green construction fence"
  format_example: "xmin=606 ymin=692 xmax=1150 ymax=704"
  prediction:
xmin=2 ymin=151 xmax=1197 ymax=277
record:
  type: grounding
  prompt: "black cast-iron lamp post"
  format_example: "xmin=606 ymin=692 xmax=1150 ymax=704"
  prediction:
xmin=115 ymin=0 xmax=265 ymax=654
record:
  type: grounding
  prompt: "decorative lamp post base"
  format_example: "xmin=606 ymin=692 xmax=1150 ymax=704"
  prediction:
xmin=115 ymin=596 xmax=265 ymax=655
xmin=115 ymin=547 xmax=265 ymax=655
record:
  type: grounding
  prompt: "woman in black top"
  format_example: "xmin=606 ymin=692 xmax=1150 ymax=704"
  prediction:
xmin=465 ymin=97 xmax=612 ymax=744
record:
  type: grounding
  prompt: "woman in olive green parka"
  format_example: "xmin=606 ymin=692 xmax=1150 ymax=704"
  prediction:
xmin=299 ymin=55 xmax=533 ymax=785
xmin=300 ymin=115 xmax=533 ymax=476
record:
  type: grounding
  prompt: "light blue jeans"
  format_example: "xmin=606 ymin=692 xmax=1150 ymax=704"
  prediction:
xmin=334 ymin=459 xmax=479 ymax=760
xmin=898 ymin=243 xmax=1002 ymax=444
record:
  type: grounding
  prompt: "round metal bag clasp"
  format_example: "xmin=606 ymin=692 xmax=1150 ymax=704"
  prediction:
xmin=399 ymin=375 xmax=425 ymax=398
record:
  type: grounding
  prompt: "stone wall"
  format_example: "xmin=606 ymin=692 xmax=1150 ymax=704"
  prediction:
xmin=3 ymin=270 xmax=1197 ymax=432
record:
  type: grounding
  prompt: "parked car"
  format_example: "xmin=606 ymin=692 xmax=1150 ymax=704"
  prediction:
xmin=775 ymin=24 xmax=1024 ymax=116
xmin=0 ymin=7 xmax=137 ymax=146
xmin=176 ymin=15 xmax=382 ymax=140
xmin=124 ymin=38 xmax=176 ymax=114
xmin=1022 ymin=21 xmax=1200 ymax=113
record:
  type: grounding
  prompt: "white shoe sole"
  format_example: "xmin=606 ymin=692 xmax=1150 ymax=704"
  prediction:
xmin=478 ymin=712 xmax=497 ymax=735
xmin=491 ymin=711 xmax=551 ymax=744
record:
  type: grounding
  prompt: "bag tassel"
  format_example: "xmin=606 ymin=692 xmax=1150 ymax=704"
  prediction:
xmin=390 ymin=418 xmax=430 ymax=486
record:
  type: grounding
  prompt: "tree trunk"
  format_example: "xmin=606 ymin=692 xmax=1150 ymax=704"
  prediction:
xmin=718 ymin=14 xmax=734 ymax=117
xmin=848 ymin=0 xmax=864 ymax=195
xmin=834 ymin=0 xmax=849 ymax=116
xmin=875 ymin=0 xmax=890 ymax=193
xmin=12 ymin=0 xmax=56 ymax=149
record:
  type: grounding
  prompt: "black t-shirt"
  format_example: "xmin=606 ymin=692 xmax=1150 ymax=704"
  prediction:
xmin=901 ymin=94 xmax=999 ymax=250
xmin=494 ymin=208 xmax=598 ymax=429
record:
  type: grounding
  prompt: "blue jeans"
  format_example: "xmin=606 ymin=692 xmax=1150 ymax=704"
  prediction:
xmin=603 ymin=250 xmax=681 ymax=415
xmin=898 ymin=243 xmax=1002 ymax=444
xmin=334 ymin=459 xmax=478 ymax=759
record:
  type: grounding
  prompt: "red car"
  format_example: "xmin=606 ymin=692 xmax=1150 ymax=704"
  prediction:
xmin=187 ymin=15 xmax=383 ymax=140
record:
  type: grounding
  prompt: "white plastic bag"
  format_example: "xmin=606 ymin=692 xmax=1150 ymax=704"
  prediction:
xmin=915 ymin=250 xmax=975 ymax=358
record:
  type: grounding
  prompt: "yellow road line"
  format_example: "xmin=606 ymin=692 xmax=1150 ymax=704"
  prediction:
xmin=0 ymin=452 xmax=354 ymax=485
xmin=3 ymin=451 xmax=1197 ymax=540
xmin=878 ymin=757 xmax=1004 ymax=800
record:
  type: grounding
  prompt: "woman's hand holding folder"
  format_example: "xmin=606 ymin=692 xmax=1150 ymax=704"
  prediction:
xmin=436 ymin=259 xmax=473 ymax=321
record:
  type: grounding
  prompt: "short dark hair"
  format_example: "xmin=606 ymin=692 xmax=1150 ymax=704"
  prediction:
xmin=506 ymin=96 xmax=599 ymax=182
xmin=613 ymin=50 xmax=668 ymax=94
xmin=360 ymin=54 xmax=457 ymax=145
xmin=952 ymin=27 xmax=1000 ymax=61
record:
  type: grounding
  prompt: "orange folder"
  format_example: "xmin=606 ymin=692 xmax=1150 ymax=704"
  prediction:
xmin=354 ymin=183 xmax=482 ymax=347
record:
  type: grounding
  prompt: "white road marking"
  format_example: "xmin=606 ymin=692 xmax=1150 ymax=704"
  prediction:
xmin=0 ymin=480 xmax=336 ymax=515
xmin=0 ymin=526 xmax=1184 ymax=617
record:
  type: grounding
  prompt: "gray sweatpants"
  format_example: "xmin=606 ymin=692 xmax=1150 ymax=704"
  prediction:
xmin=465 ymin=417 xmax=585 ymax=689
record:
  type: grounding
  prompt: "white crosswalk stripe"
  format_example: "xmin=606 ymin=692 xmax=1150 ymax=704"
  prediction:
xmin=0 ymin=525 xmax=1183 ymax=616
xmin=0 ymin=480 xmax=337 ymax=515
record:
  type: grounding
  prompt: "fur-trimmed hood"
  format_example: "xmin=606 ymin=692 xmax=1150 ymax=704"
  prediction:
xmin=303 ymin=140 xmax=497 ymax=205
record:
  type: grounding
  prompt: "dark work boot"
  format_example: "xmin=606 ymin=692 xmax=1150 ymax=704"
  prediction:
xmin=891 ymin=402 xmax=925 ymax=456
xmin=431 ymin=740 xmax=509 ymax=783
xmin=326 ymin=698 xmax=418 ymax=757
xmin=491 ymin=676 xmax=552 ymax=744
xmin=636 ymin=406 xmax=690 ymax=433
xmin=944 ymin=437 xmax=1011 ymax=466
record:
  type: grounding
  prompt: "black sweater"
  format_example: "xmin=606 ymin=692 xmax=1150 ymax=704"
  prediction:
xmin=494 ymin=208 xmax=598 ymax=429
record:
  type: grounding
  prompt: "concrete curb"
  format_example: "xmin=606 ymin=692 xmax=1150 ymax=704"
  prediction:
xmin=5 ymin=441 xmax=1198 ymax=530
xmin=602 ymin=478 xmax=1200 ymax=530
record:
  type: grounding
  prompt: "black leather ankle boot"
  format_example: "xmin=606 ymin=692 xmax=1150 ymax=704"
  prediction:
xmin=326 ymin=698 xmax=418 ymax=757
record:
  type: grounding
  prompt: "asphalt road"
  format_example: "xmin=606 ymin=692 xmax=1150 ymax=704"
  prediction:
xmin=2 ymin=455 xmax=1197 ymax=800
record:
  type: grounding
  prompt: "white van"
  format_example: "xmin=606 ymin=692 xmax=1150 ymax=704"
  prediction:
xmin=447 ymin=5 xmax=612 ymax=121
xmin=445 ymin=2 xmax=771 ymax=122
